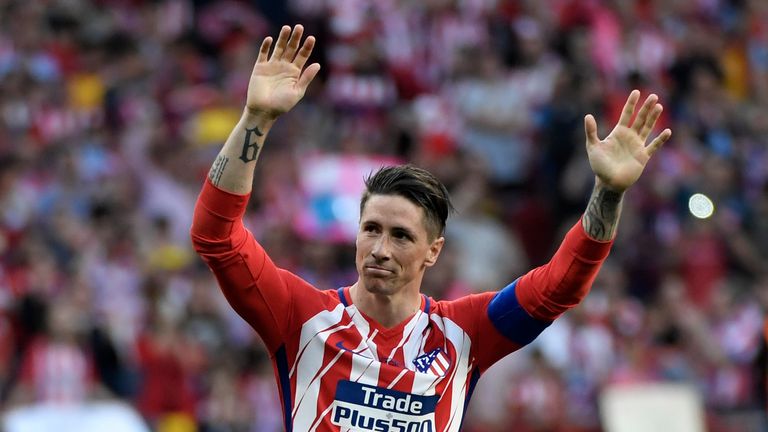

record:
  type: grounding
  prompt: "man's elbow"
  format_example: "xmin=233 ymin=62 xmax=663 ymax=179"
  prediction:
xmin=190 ymin=229 xmax=211 ymax=256
xmin=190 ymin=228 xmax=204 ymax=251
xmin=189 ymin=229 xmax=234 ymax=258
xmin=189 ymin=207 xmax=239 ymax=253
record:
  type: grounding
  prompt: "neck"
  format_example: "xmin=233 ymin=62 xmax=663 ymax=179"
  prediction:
xmin=349 ymin=281 xmax=422 ymax=328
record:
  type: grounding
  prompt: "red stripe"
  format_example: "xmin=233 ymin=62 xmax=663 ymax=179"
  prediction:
xmin=307 ymin=317 xmax=358 ymax=423
xmin=432 ymin=340 xmax=462 ymax=426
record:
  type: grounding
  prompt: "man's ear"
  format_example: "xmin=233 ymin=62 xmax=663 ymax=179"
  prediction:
xmin=424 ymin=237 xmax=445 ymax=267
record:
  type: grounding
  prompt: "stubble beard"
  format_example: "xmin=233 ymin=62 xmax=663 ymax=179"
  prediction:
xmin=362 ymin=275 xmax=400 ymax=297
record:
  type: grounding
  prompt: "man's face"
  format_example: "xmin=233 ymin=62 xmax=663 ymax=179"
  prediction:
xmin=355 ymin=194 xmax=444 ymax=296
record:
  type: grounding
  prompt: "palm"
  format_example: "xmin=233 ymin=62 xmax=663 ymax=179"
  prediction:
xmin=588 ymin=125 xmax=650 ymax=191
xmin=249 ymin=62 xmax=306 ymax=115
xmin=247 ymin=25 xmax=321 ymax=118
xmin=584 ymin=91 xmax=672 ymax=191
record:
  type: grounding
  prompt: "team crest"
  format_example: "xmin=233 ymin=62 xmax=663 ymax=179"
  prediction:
xmin=413 ymin=348 xmax=450 ymax=375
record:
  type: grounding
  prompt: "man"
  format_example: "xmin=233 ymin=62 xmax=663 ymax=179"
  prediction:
xmin=190 ymin=25 xmax=671 ymax=432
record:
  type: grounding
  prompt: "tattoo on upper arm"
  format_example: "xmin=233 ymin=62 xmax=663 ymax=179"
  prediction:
xmin=583 ymin=186 xmax=623 ymax=241
xmin=239 ymin=126 xmax=264 ymax=163
xmin=209 ymin=155 xmax=229 ymax=186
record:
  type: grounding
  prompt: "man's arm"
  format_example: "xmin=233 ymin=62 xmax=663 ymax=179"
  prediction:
xmin=190 ymin=25 xmax=321 ymax=352
xmin=580 ymin=90 xmax=671 ymax=241
xmin=207 ymin=24 xmax=320 ymax=194
xmin=582 ymin=181 xmax=623 ymax=241
xmin=206 ymin=113 xmax=273 ymax=193
xmin=487 ymin=91 xmax=672 ymax=346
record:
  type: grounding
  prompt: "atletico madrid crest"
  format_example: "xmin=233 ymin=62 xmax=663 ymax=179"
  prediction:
xmin=413 ymin=348 xmax=451 ymax=375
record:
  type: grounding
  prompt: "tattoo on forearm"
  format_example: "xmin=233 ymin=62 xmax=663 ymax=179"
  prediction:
xmin=239 ymin=126 xmax=264 ymax=163
xmin=208 ymin=155 xmax=229 ymax=186
xmin=583 ymin=185 xmax=623 ymax=241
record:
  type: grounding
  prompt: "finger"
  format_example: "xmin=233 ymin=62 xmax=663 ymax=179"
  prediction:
xmin=618 ymin=90 xmax=640 ymax=127
xmin=283 ymin=24 xmax=304 ymax=62
xmin=639 ymin=104 xmax=663 ymax=141
xmin=646 ymin=128 xmax=672 ymax=157
xmin=631 ymin=93 xmax=658 ymax=132
xmin=293 ymin=35 xmax=316 ymax=70
xmin=584 ymin=114 xmax=599 ymax=147
xmin=256 ymin=37 xmax=273 ymax=63
xmin=298 ymin=63 xmax=321 ymax=92
xmin=270 ymin=25 xmax=291 ymax=61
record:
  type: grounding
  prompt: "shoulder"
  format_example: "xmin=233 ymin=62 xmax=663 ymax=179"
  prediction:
xmin=291 ymin=284 xmax=348 ymax=316
xmin=428 ymin=292 xmax=496 ymax=316
xmin=427 ymin=292 xmax=497 ymax=334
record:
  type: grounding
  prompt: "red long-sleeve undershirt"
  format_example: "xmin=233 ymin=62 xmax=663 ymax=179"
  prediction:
xmin=190 ymin=179 xmax=613 ymax=327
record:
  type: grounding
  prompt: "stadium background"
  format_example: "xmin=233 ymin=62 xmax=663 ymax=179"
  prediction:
xmin=0 ymin=0 xmax=767 ymax=431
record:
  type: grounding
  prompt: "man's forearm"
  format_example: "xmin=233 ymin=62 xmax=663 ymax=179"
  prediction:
xmin=207 ymin=109 xmax=276 ymax=194
xmin=582 ymin=178 xmax=624 ymax=241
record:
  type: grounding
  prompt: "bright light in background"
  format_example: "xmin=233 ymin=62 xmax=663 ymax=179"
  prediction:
xmin=688 ymin=193 xmax=714 ymax=219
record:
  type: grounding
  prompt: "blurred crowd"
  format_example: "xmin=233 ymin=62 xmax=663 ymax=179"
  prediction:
xmin=1 ymin=0 xmax=767 ymax=431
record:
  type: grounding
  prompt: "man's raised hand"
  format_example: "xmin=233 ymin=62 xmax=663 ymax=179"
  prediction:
xmin=246 ymin=25 xmax=321 ymax=119
xmin=584 ymin=90 xmax=672 ymax=192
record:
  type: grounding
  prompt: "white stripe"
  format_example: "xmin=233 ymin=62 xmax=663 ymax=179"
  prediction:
xmin=401 ymin=312 xmax=431 ymax=369
xmin=440 ymin=318 xmax=473 ymax=432
xmin=386 ymin=311 xmax=424 ymax=362
xmin=418 ymin=327 xmax=432 ymax=355
xmin=430 ymin=312 xmax=446 ymax=334
xmin=412 ymin=369 xmax=442 ymax=396
xmin=346 ymin=305 xmax=381 ymax=386
xmin=290 ymin=304 xmax=347 ymax=377
xmin=292 ymin=317 xmax=355 ymax=382
xmin=366 ymin=329 xmax=379 ymax=349
xmin=347 ymin=305 xmax=379 ymax=360
xmin=410 ymin=318 xmax=444 ymax=396
xmin=436 ymin=353 xmax=450 ymax=369
xmin=430 ymin=357 xmax=447 ymax=375
xmin=293 ymin=349 xmax=345 ymax=430
xmin=350 ymin=328 xmax=380 ymax=385
xmin=428 ymin=364 xmax=442 ymax=376
xmin=350 ymin=356 xmax=378 ymax=383
xmin=290 ymin=305 xmax=348 ymax=429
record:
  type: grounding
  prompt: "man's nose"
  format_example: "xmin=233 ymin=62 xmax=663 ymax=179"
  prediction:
xmin=371 ymin=236 xmax=391 ymax=261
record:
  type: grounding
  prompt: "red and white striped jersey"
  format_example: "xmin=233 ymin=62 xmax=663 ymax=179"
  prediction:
xmin=268 ymin=285 xmax=518 ymax=432
xmin=191 ymin=180 xmax=612 ymax=431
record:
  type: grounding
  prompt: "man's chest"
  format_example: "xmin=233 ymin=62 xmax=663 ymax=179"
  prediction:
xmin=287 ymin=305 xmax=476 ymax=431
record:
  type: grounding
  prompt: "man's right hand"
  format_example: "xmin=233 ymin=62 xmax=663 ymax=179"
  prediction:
xmin=246 ymin=25 xmax=321 ymax=119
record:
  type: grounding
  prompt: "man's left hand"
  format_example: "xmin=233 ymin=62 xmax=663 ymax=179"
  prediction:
xmin=584 ymin=90 xmax=672 ymax=192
